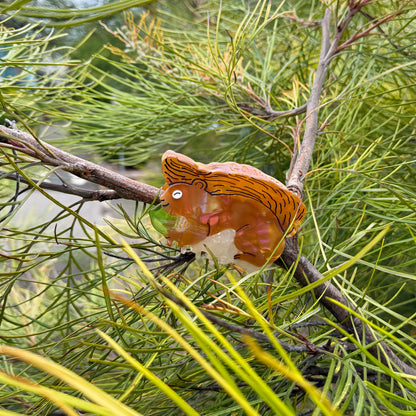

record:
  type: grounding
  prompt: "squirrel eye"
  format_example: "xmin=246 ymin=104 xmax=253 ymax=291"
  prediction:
xmin=172 ymin=190 xmax=183 ymax=200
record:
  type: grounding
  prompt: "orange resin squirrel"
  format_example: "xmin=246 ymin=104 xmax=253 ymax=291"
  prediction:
xmin=159 ymin=150 xmax=306 ymax=268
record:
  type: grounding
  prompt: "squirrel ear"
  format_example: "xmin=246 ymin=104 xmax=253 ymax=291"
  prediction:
xmin=192 ymin=179 xmax=207 ymax=190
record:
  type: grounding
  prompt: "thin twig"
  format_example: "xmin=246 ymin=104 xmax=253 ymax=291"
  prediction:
xmin=0 ymin=171 xmax=121 ymax=201
xmin=336 ymin=10 xmax=404 ymax=53
xmin=159 ymin=288 xmax=325 ymax=355
xmin=238 ymin=103 xmax=307 ymax=120
xmin=360 ymin=10 xmax=416 ymax=58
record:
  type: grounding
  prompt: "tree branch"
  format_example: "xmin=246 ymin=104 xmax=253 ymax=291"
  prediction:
xmin=286 ymin=2 xmax=383 ymax=195
xmin=281 ymin=4 xmax=416 ymax=375
xmin=0 ymin=125 xmax=160 ymax=204
xmin=278 ymin=245 xmax=416 ymax=376
xmin=286 ymin=8 xmax=331 ymax=194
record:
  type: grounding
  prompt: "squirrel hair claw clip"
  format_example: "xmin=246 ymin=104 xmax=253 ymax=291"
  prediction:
xmin=150 ymin=150 xmax=306 ymax=271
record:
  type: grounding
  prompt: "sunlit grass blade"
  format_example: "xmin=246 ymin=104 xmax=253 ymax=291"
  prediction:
xmin=271 ymin=226 xmax=391 ymax=305
xmin=244 ymin=336 xmax=341 ymax=416
xmin=97 ymin=330 xmax=200 ymax=416
xmin=367 ymin=383 xmax=416 ymax=413
xmin=110 ymin=291 xmax=263 ymax=416
xmin=0 ymin=370 xmax=119 ymax=416
xmin=121 ymin=239 xmax=300 ymax=415
xmin=0 ymin=345 xmax=143 ymax=416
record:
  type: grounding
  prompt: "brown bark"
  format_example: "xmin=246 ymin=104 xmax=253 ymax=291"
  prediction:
xmin=0 ymin=125 xmax=160 ymax=203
